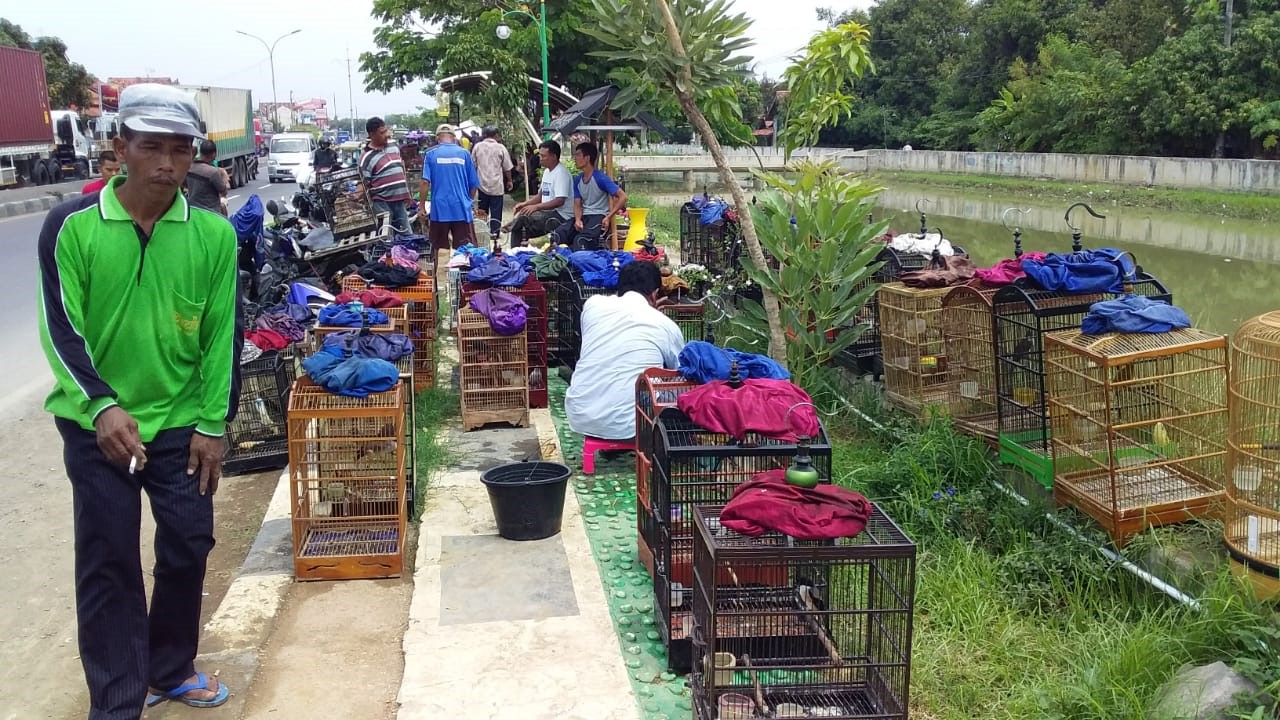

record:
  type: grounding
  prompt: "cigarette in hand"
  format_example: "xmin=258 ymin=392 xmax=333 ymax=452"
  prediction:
xmin=129 ymin=455 xmax=138 ymax=475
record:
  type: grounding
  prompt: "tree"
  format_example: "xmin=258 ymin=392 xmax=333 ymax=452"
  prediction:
xmin=583 ymin=0 xmax=789 ymax=361
xmin=0 ymin=19 xmax=92 ymax=108
xmin=777 ymin=23 xmax=875 ymax=156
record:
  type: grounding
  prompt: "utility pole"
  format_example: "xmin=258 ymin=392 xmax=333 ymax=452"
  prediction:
xmin=346 ymin=48 xmax=356 ymax=139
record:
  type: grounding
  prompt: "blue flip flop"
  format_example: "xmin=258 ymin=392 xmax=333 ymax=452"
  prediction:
xmin=145 ymin=672 xmax=230 ymax=708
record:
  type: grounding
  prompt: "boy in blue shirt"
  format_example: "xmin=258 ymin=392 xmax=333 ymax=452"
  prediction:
xmin=550 ymin=141 xmax=627 ymax=250
xmin=417 ymin=124 xmax=481 ymax=254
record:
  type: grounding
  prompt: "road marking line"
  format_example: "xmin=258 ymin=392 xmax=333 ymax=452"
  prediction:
xmin=257 ymin=184 xmax=270 ymax=189
xmin=228 ymin=194 xmax=241 ymax=200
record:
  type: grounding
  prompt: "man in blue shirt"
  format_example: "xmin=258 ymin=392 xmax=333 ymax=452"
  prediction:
xmin=417 ymin=123 xmax=481 ymax=255
xmin=550 ymin=141 xmax=627 ymax=250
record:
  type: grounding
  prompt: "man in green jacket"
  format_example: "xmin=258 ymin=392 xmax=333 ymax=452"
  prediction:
xmin=37 ymin=84 xmax=237 ymax=718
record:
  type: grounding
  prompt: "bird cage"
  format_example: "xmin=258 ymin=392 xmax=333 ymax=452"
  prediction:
xmin=311 ymin=306 xmax=407 ymax=344
xmin=1225 ymin=311 xmax=1280 ymax=573
xmin=1045 ymin=328 xmax=1228 ymax=544
xmin=877 ymin=282 xmax=952 ymax=414
xmin=316 ymin=166 xmax=379 ymax=240
xmin=834 ymin=244 xmax=967 ymax=374
xmin=661 ymin=302 xmax=708 ymax=344
xmin=224 ymin=350 xmax=292 ymax=476
xmin=457 ymin=308 xmax=529 ymax=431
xmin=634 ymin=369 xmax=701 ymax=578
xmin=941 ymin=284 xmax=1001 ymax=440
xmin=993 ymin=273 xmax=1172 ymax=489
xmin=651 ymin=406 xmax=832 ymax=672
xmin=556 ymin=269 xmax=618 ymax=369
xmin=680 ymin=202 xmax=742 ymax=272
xmin=287 ymin=378 xmax=407 ymax=581
xmin=339 ymin=271 xmax=437 ymax=391
xmin=462 ymin=277 xmax=549 ymax=408
xmin=549 ymin=273 xmax=579 ymax=367
xmin=690 ymin=505 xmax=916 ymax=720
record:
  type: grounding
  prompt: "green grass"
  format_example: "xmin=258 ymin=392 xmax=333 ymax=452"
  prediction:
xmin=825 ymin=393 xmax=1280 ymax=719
xmin=626 ymin=193 xmax=681 ymax=247
xmin=411 ymin=383 xmax=458 ymax=522
xmin=872 ymin=170 xmax=1280 ymax=223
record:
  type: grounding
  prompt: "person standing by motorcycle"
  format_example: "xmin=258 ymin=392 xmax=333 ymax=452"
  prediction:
xmin=359 ymin=117 xmax=412 ymax=233
xmin=313 ymin=138 xmax=338 ymax=173
xmin=185 ymin=140 xmax=230 ymax=216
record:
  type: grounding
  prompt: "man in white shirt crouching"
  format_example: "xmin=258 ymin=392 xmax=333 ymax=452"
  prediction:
xmin=565 ymin=262 xmax=686 ymax=441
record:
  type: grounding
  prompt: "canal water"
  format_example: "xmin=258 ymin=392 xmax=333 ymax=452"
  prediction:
xmin=631 ymin=180 xmax=1280 ymax=336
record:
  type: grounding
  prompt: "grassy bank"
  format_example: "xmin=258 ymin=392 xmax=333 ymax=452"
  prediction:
xmin=873 ymin=170 xmax=1280 ymax=223
xmin=626 ymin=193 xmax=681 ymax=246
xmin=825 ymin=393 xmax=1280 ymax=719
xmin=412 ymin=384 xmax=458 ymax=522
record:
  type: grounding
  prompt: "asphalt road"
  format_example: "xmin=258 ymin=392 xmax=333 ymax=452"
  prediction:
xmin=0 ymin=173 xmax=300 ymax=720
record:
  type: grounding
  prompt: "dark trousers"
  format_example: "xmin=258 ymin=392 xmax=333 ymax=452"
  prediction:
xmin=508 ymin=209 xmax=566 ymax=247
xmin=551 ymin=214 xmax=606 ymax=250
xmin=477 ymin=192 xmax=504 ymax=240
xmin=56 ymin=418 xmax=215 ymax=720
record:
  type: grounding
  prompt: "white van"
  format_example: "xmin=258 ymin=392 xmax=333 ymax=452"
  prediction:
xmin=267 ymin=132 xmax=315 ymax=183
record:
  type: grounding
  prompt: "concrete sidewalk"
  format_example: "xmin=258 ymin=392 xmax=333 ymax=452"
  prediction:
xmin=394 ymin=410 xmax=638 ymax=720
xmin=156 ymin=346 xmax=639 ymax=718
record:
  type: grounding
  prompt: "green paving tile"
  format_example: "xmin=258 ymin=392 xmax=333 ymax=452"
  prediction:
xmin=548 ymin=376 xmax=693 ymax=720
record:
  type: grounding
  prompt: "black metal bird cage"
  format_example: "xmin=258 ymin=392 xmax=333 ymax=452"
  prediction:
xmin=647 ymin=406 xmax=832 ymax=672
xmin=993 ymin=272 xmax=1173 ymax=489
xmin=680 ymin=201 xmax=743 ymax=273
xmin=689 ymin=505 xmax=916 ymax=720
xmin=552 ymin=268 xmax=619 ymax=369
xmin=224 ymin=350 xmax=292 ymax=475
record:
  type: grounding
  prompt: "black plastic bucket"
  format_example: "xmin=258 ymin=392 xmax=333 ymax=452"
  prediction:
xmin=480 ymin=462 xmax=571 ymax=541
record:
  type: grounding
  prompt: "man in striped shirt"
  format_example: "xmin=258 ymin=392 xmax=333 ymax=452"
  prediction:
xmin=359 ymin=117 xmax=412 ymax=233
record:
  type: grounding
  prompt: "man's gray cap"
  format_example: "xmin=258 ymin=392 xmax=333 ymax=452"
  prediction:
xmin=119 ymin=84 xmax=205 ymax=139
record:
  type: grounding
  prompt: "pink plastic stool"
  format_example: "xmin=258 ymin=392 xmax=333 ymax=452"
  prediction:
xmin=582 ymin=436 xmax=635 ymax=475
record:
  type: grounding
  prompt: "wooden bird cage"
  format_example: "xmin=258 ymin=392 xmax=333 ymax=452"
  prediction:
xmin=1045 ymin=328 xmax=1228 ymax=545
xmin=993 ymin=273 xmax=1172 ymax=489
xmin=316 ymin=166 xmax=379 ymax=240
xmin=462 ymin=277 xmax=550 ymax=408
xmin=457 ymin=308 xmax=529 ymax=431
xmin=689 ymin=505 xmax=916 ymax=720
xmin=833 ymin=244 xmax=967 ymax=375
xmin=311 ymin=306 xmax=406 ymax=343
xmin=878 ymin=282 xmax=952 ymax=414
xmin=1225 ymin=311 xmax=1280 ymax=574
xmin=661 ymin=302 xmax=707 ymax=344
xmin=339 ymin=271 xmax=437 ymax=391
xmin=287 ymin=378 xmax=407 ymax=581
xmin=941 ymin=284 xmax=1000 ymax=440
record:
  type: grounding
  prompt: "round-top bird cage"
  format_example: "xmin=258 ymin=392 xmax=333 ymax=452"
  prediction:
xmin=1225 ymin=310 xmax=1280 ymax=574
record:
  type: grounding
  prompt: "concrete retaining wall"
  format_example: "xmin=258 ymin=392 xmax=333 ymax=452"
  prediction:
xmin=845 ymin=149 xmax=1280 ymax=194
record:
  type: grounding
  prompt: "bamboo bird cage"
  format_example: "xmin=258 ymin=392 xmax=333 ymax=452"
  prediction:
xmin=992 ymin=273 xmax=1172 ymax=489
xmin=287 ymin=378 xmax=407 ymax=581
xmin=457 ymin=308 xmax=529 ymax=431
xmin=1225 ymin=311 xmax=1280 ymax=574
xmin=1045 ymin=328 xmax=1228 ymax=545
xmin=342 ymin=272 xmax=436 ymax=391
xmin=878 ymin=282 xmax=953 ymax=415
xmin=941 ymin=284 xmax=1001 ymax=440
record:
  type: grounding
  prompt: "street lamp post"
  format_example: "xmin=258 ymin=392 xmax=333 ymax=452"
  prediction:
xmin=495 ymin=0 xmax=550 ymax=139
xmin=236 ymin=29 xmax=302 ymax=131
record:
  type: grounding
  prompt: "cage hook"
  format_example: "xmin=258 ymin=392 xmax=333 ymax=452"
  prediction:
xmin=1064 ymin=202 xmax=1105 ymax=252
xmin=1002 ymin=207 xmax=1030 ymax=257
xmin=915 ymin=198 xmax=932 ymax=235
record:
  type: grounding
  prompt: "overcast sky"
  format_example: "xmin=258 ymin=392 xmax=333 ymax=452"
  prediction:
xmin=4 ymin=0 xmax=872 ymax=117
